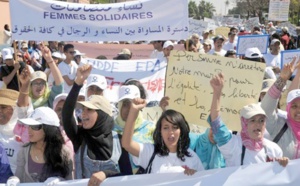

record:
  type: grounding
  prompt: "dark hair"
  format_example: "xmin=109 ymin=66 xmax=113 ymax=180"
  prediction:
xmin=272 ymin=33 xmax=280 ymax=40
xmin=153 ymin=110 xmax=191 ymax=161
xmin=123 ymin=78 xmax=147 ymax=99
xmin=113 ymin=54 xmax=130 ymax=60
xmin=96 ymin=55 xmax=107 ymax=60
xmin=253 ymin=26 xmax=260 ymax=32
xmin=63 ymin=44 xmax=74 ymax=53
xmin=25 ymin=125 xmax=70 ymax=181
xmin=184 ymin=39 xmax=196 ymax=51
xmin=58 ymin=42 xmax=65 ymax=47
xmin=4 ymin=24 xmax=9 ymax=31
xmin=225 ymin=49 xmax=236 ymax=57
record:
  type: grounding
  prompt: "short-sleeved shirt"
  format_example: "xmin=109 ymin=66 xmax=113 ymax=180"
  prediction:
xmin=132 ymin=143 xmax=204 ymax=173
xmin=58 ymin=61 xmax=78 ymax=94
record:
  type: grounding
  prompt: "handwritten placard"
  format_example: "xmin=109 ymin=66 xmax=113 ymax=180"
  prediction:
xmin=85 ymin=58 xmax=166 ymax=103
xmin=268 ymin=0 xmax=290 ymax=21
xmin=10 ymin=0 xmax=188 ymax=41
xmin=189 ymin=18 xmax=208 ymax=37
xmin=142 ymin=106 xmax=163 ymax=123
xmin=236 ymin=35 xmax=269 ymax=55
xmin=165 ymin=50 xmax=266 ymax=130
xmin=280 ymin=50 xmax=300 ymax=76
xmin=215 ymin=27 xmax=230 ymax=37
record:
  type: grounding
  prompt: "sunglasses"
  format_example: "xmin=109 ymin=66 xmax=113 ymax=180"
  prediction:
xmin=69 ymin=51 xmax=75 ymax=54
xmin=29 ymin=125 xmax=43 ymax=131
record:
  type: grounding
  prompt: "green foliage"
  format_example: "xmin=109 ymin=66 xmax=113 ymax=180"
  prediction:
xmin=188 ymin=0 xmax=216 ymax=20
xmin=90 ymin=0 xmax=110 ymax=4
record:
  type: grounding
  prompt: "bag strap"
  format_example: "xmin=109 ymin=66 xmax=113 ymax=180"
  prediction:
xmin=241 ymin=145 xmax=246 ymax=166
xmin=144 ymin=149 xmax=156 ymax=174
xmin=273 ymin=123 xmax=288 ymax=143
xmin=80 ymin=139 xmax=86 ymax=178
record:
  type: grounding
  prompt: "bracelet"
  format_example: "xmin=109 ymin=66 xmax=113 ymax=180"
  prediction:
xmin=20 ymin=91 xmax=29 ymax=95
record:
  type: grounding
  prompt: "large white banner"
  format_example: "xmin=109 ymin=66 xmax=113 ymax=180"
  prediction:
xmin=85 ymin=58 xmax=166 ymax=103
xmin=189 ymin=19 xmax=208 ymax=37
xmin=2 ymin=159 xmax=300 ymax=186
xmin=9 ymin=0 xmax=188 ymax=41
xmin=268 ymin=0 xmax=290 ymax=21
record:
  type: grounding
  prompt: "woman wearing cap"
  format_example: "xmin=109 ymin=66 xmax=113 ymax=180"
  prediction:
xmin=17 ymin=44 xmax=63 ymax=110
xmin=261 ymin=59 xmax=300 ymax=159
xmin=122 ymin=99 xmax=204 ymax=174
xmin=15 ymin=107 xmax=73 ymax=183
xmin=62 ymin=64 xmax=131 ymax=186
xmin=208 ymin=73 xmax=288 ymax=167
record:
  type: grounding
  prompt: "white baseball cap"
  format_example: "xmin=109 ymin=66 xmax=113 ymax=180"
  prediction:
xmin=287 ymin=89 xmax=300 ymax=104
xmin=261 ymin=79 xmax=276 ymax=93
xmin=2 ymin=48 xmax=13 ymax=60
xmin=53 ymin=93 xmax=68 ymax=110
xmin=18 ymin=107 xmax=60 ymax=127
xmin=245 ymin=47 xmax=263 ymax=58
xmin=86 ymin=74 xmax=107 ymax=90
xmin=163 ymin=41 xmax=174 ymax=49
xmin=74 ymin=49 xmax=85 ymax=56
xmin=270 ymin=39 xmax=281 ymax=45
xmin=240 ymin=103 xmax=266 ymax=119
xmin=52 ymin=52 xmax=63 ymax=59
xmin=118 ymin=85 xmax=140 ymax=102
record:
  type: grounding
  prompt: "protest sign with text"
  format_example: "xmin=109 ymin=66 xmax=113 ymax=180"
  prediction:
xmin=278 ymin=22 xmax=297 ymax=36
xmin=165 ymin=51 xmax=265 ymax=130
xmin=236 ymin=35 xmax=269 ymax=55
xmin=10 ymin=0 xmax=188 ymax=41
xmin=204 ymin=17 xmax=218 ymax=31
xmin=215 ymin=27 xmax=230 ymax=37
xmin=281 ymin=50 xmax=300 ymax=76
xmin=268 ymin=0 xmax=290 ymax=21
xmin=189 ymin=19 xmax=208 ymax=37
xmin=244 ymin=17 xmax=259 ymax=32
xmin=85 ymin=58 xmax=166 ymax=103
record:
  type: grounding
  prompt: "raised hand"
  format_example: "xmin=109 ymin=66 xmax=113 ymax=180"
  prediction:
xmin=75 ymin=64 xmax=92 ymax=85
xmin=88 ymin=171 xmax=106 ymax=186
xmin=131 ymin=98 xmax=147 ymax=111
xmin=159 ymin=96 xmax=170 ymax=111
xmin=280 ymin=61 xmax=295 ymax=81
xmin=19 ymin=65 xmax=31 ymax=86
xmin=40 ymin=43 xmax=53 ymax=63
xmin=210 ymin=73 xmax=224 ymax=93
xmin=275 ymin=157 xmax=289 ymax=167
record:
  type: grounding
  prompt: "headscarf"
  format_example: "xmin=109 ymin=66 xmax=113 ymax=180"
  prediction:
xmin=240 ymin=117 xmax=264 ymax=151
xmin=286 ymin=98 xmax=300 ymax=159
xmin=114 ymin=101 xmax=144 ymax=133
xmin=30 ymin=81 xmax=51 ymax=109
xmin=81 ymin=109 xmax=114 ymax=160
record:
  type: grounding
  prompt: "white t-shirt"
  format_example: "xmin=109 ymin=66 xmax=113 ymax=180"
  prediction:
xmin=263 ymin=53 xmax=281 ymax=68
xmin=58 ymin=60 xmax=78 ymax=94
xmin=223 ymin=41 xmax=237 ymax=51
xmin=219 ymin=135 xmax=282 ymax=167
xmin=208 ymin=49 xmax=227 ymax=56
xmin=132 ymin=143 xmax=204 ymax=173
xmin=150 ymin=50 xmax=164 ymax=59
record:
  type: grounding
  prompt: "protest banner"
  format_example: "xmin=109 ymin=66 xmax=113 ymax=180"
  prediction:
xmin=165 ymin=50 xmax=265 ymax=131
xmin=220 ymin=17 xmax=243 ymax=27
xmin=84 ymin=58 xmax=166 ymax=103
xmin=9 ymin=0 xmax=188 ymax=41
xmin=204 ymin=17 xmax=218 ymax=31
xmin=268 ymin=0 xmax=290 ymax=21
xmin=2 ymin=159 xmax=300 ymax=186
xmin=244 ymin=17 xmax=259 ymax=32
xmin=189 ymin=18 xmax=208 ymax=37
xmin=278 ymin=22 xmax=297 ymax=36
xmin=215 ymin=27 xmax=230 ymax=37
xmin=142 ymin=106 xmax=162 ymax=123
xmin=212 ymin=15 xmax=223 ymax=26
xmin=280 ymin=49 xmax=300 ymax=77
xmin=236 ymin=35 xmax=269 ymax=55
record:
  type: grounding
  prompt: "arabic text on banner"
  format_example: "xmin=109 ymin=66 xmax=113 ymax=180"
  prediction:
xmin=10 ymin=0 xmax=188 ymax=41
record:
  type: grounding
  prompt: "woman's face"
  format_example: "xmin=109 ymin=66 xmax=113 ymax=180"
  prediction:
xmin=290 ymin=99 xmax=300 ymax=122
xmin=81 ymin=106 xmax=98 ymax=129
xmin=160 ymin=118 xmax=181 ymax=153
xmin=31 ymin=79 xmax=46 ymax=99
xmin=87 ymin=85 xmax=103 ymax=97
xmin=120 ymin=99 xmax=131 ymax=121
xmin=28 ymin=125 xmax=45 ymax=143
xmin=246 ymin=114 xmax=266 ymax=140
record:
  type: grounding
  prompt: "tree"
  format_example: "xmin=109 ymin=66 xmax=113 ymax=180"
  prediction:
xmin=189 ymin=0 xmax=216 ymax=20
xmin=225 ymin=0 xmax=230 ymax=15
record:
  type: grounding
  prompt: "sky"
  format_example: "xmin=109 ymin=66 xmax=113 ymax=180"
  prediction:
xmin=191 ymin=0 xmax=236 ymax=16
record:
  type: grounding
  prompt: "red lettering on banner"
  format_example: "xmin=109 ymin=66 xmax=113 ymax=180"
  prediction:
xmin=142 ymin=78 xmax=165 ymax=93
xmin=106 ymin=76 xmax=122 ymax=90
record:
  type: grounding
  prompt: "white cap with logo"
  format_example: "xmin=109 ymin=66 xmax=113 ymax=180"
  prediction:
xmin=18 ymin=107 xmax=60 ymax=127
xmin=118 ymin=85 xmax=140 ymax=102
xmin=2 ymin=48 xmax=13 ymax=60
xmin=87 ymin=74 xmax=107 ymax=90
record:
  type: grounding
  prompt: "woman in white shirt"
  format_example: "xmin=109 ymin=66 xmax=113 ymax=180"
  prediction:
xmin=208 ymin=73 xmax=289 ymax=167
xmin=122 ymin=98 xmax=204 ymax=174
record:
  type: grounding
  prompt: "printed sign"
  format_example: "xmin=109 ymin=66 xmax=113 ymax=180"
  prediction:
xmin=236 ymin=35 xmax=269 ymax=55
